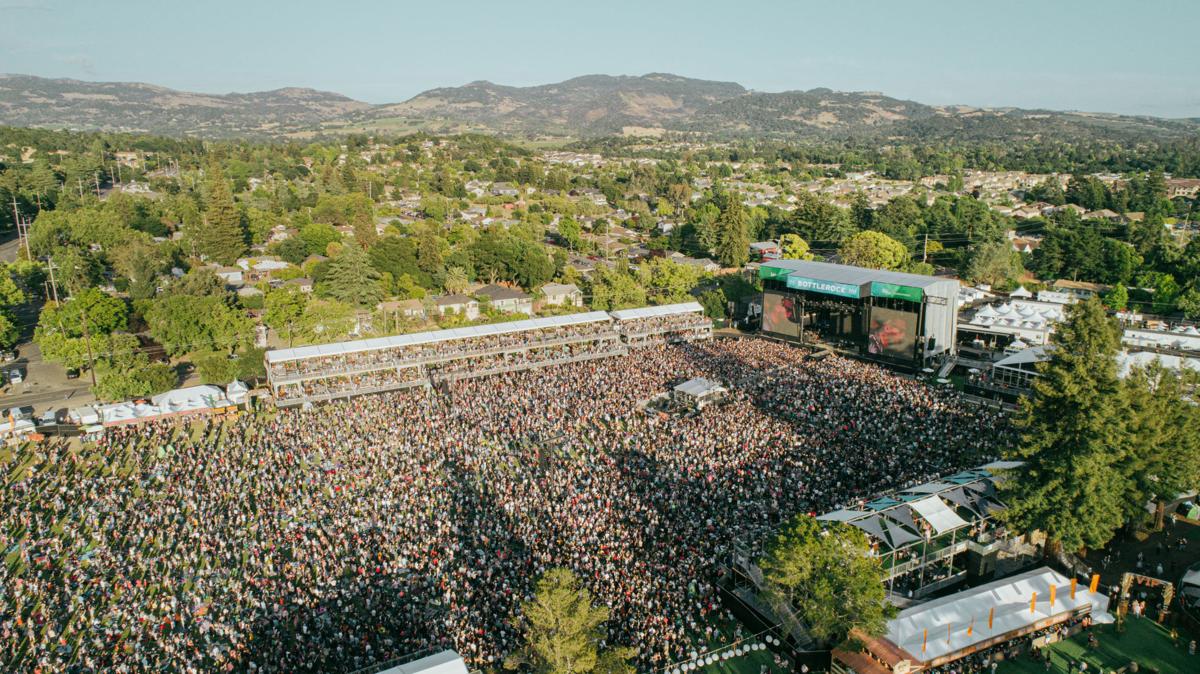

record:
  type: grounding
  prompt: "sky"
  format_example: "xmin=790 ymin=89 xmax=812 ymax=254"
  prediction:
xmin=2 ymin=0 xmax=1198 ymax=117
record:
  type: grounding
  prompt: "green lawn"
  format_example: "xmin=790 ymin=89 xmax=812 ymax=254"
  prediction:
xmin=996 ymin=618 xmax=1194 ymax=674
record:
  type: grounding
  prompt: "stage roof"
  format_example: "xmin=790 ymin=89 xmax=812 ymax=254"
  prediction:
xmin=760 ymin=259 xmax=958 ymax=292
xmin=885 ymin=567 xmax=1112 ymax=664
xmin=266 ymin=311 xmax=612 ymax=364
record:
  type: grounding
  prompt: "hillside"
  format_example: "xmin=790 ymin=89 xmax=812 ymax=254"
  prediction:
xmin=2 ymin=72 xmax=1197 ymax=143
xmin=352 ymin=73 xmax=747 ymax=136
xmin=0 ymin=74 xmax=370 ymax=137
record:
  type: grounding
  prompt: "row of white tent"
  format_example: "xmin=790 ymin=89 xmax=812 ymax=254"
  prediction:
xmin=70 ymin=382 xmax=250 ymax=428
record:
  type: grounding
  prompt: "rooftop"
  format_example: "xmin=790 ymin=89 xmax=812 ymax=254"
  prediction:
xmin=265 ymin=311 xmax=613 ymax=364
xmin=760 ymin=259 xmax=958 ymax=292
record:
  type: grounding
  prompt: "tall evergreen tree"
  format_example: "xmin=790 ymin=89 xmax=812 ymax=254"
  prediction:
xmin=715 ymin=197 xmax=750 ymax=267
xmin=1000 ymin=298 xmax=1129 ymax=553
xmin=505 ymin=568 xmax=634 ymax=674
xmin=323 ymin=242 xmax=383 ymax=308
xmin=1118 ymin=363 xmax=1200 ymax=522
xmin=197 ymin=164 xmax=247 ymax=264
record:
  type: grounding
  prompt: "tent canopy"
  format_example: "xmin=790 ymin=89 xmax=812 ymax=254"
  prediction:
xmin=909 ymin=496 xmax=970 ymax=535
xmin=886 ymin=567 xmax=1112 ymax=664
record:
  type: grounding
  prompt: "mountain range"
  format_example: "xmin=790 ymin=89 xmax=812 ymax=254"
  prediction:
xmin=2 ymin=72 xmax=1197 ymax=142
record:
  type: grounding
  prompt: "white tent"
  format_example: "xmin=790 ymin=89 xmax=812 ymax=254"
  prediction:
xmin=226 ymin=380 xmax=250 ymax=404
xmin=376 ymin=650 xmax=468 ymax=674
xmin=886 ymin=567 xmax=1112 ymax=664
xmin=1009 ymin=286 xmax=1033 ymax=298
xmin=909 ymin=496 xmax=969 ymax=535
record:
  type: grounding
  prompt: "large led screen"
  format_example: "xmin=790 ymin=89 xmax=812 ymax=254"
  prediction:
xmin=762 ymin=292 xmax=801 ymax=337
xmin=867 ymin=307 xmax=918 ymax=358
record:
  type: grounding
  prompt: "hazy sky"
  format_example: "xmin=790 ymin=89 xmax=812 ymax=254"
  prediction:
xmin=3 ymin=0 xmax=1197 ymax=117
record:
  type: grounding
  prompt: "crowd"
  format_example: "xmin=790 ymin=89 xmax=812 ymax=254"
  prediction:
xmin=1 ymin=339 xmax=1012 ymax=673
xmin=614 ymin=314 xmax=713 ymax=345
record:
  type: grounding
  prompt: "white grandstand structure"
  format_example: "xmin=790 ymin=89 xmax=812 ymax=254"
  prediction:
xmin=265 ymin=302 xmax=711 ymax=406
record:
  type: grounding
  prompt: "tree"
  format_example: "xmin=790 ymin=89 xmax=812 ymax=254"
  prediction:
xmin=838 ymin=231 xmax=908 ymax=270
xmin=636 ymin=258 xmax=703 ymax=305
xmin=1104 ymin=284 xmax=1129 ymax=311
xmin=93 ymin=351 xmax=176 ymax=402
xmin=715 ymin=198 xmax=750 ymax=267
xmin=1119 ymin=363 xmax=1200 ymax=522
xmin=505 ymin=568 xmax=634 ymax=674
xmin=299 ymin=223 xmax=340 ymax=256
xmin=588 ymin=267 xmax=646 ymax=311
xmin=759 ymin=516 xmax=892 ymax=646
xmin=1000 ymin=298 xmax=1129 ymax=553
xmin=196 ymin=164 xmax=247 ymax=264
xmin=293 ymin=299 xmax=358 ymax=344
xmin=443 ymin=266 xmax=470 ymax=294
xmin=778 ymin=233 xmax=812 ymax=260
xmin=557 ymin=216 xmax=583 ymax=251
xmin=698 ymin=289 xmax=727 ymax=319
xmin=965 ymin=241 xmax=1022 ymax=287
xmin=1177 ymin=288 xmax=1200 ymax=319
xmin=0 ymin=312 xmax=18 ymax=351
xmin=264 ymin=286 xmax=309 ymax=346
xmin=323 ymin=243 xmax=384 ymax=308
xmin=0 ymin=264 xmax=26 ymax=349
xmin=144 ymin=294 xmax=253 ymax=357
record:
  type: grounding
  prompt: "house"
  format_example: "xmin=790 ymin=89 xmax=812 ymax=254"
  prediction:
xmin=435 ymin=294 xmax=480 ymax=320
xmin=475 ymin=284 xmax=534 ymax=315
xmin=540 ymin=283 xmax=583 ymax=308
xmin=749 ymin=241 xmax=781 ymax=261
xmin=377 ymin=299 xmax=427 ymax=324
xmin=237 ymin=256 xmax=291 ymax=282
xmin=1084 ymin=208 xmax=1122 ymax=222
xmin=213 ymin=267 xmax=245 ymax=288
xmin=113 ymin=151 xmax=141 ymax=168
xmin=675 ymin=256 xmax=721 ymax=273
xmin=1166 ymin=179 xmax=1200 ymax=198
xmin=283 ymin=277 xmax=314 ymax=294
xmin=1052 ymin=279 xmax=1107 ymax=300
xmin=490 ymin=182 xmax=520 ymax=197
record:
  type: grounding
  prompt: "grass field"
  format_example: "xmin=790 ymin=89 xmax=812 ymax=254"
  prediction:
xmin=996 ymin=618 xmax=1195 ymax=674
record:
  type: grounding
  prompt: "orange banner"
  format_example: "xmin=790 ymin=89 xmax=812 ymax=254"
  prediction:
xmin=1030 ymin=591 xmax=1037 ymax=613
xmin=988 ymin=607 xmax=994 ymax=629
xmin=1071 ymin=578 xmax=1078 ymax=599
xmin=922 ymin=628 xmax=927 ymax=653
xmin=1089 ymin=574 xmax=1100 ymax=593
xmin=1050 ymin=584 xmax=1057 ymax=607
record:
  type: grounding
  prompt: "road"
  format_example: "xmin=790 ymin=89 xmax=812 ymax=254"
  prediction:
xmin=2 ymin=342 xmax=97 ymax=415
xmin=0 ymin=231 xmax=22 ymax=264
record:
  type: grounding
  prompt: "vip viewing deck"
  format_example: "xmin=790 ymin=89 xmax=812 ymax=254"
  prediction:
xmin=265 ymin=302 xmax=711 ymax=406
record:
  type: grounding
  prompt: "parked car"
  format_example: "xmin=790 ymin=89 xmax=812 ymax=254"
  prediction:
xmin=38 ymin=409 xmax=58 ymax=426
xmin=0 ymin=350 xmax=16 ymax=363
xmin=8 ymin=368 xmax=24 ymax=384
xmin=65 ymin=368 xmax=80 ymax=380
xmin=6 ymin=406 xmax=34 ymax=421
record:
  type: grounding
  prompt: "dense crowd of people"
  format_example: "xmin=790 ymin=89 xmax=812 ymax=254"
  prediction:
xmin=1 ymin=339 xmax=1012 ymax=673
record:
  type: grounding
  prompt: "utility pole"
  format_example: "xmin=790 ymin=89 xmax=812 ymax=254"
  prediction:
xmin=922 ymin=232 xmax=929 ymax=264
xmin=12 ymin=196 xmax=33 ymax=260
xmin=45 ymin=256 xmax=61 ymax=304
xmin=78 ymin=293 xmax=98 ymax=388
xmin=93 ymin=172 xmax=101 ymax=197
xmin=76 ymin=177 xmax=85 ymax=198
